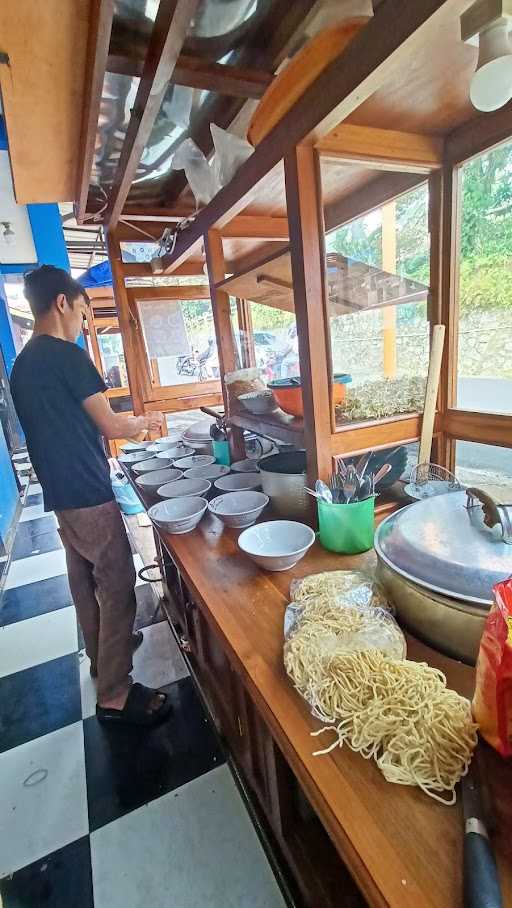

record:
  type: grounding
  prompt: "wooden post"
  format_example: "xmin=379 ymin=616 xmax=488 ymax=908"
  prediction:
xmin=85 ymin=308 xmax=103 ymax=377
xmin=381 ymin=201 xmax=397 ymax=378
xmin=438 ymin=163 xmax=461 ymax=472
xmin=205 ymin=230 xmax=245 ymax=460
xmin=236 ymin=298 xmax=257 ymax=368
xmin=284 ymin=145 xmax=333 ymax=484
xmin=106 ymin=230 xmax=145 ymax=415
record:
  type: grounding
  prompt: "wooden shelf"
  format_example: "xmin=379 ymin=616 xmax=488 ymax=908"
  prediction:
xmin=228 ymin=410 xmax=304 ymax=446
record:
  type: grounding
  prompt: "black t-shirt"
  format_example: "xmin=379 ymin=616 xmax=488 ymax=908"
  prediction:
xmin=10 ymin=335 xmax=114 ymax=512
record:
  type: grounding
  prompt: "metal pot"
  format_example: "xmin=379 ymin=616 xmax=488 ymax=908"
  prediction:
xmin=258 ymin=451 xmax=309 ymax=520
xmin=374 ymin=491 xmax=512 ymax=664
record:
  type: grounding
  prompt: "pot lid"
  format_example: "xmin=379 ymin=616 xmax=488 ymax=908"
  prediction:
xmin=375 ymin=491 xmax=512 ymax=606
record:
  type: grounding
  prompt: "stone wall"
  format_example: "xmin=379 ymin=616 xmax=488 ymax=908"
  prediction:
xmin=330 ymin=307 xmax=512 ymax=382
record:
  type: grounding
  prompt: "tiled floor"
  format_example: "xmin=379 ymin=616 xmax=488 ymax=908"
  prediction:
xmin=0 ymin=482 xmax=287 ymax=908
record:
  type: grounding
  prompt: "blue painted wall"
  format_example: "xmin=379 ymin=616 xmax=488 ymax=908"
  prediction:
xmin=0 ymin=274 xmax=17 ymax=375
xmin=0 ymin=419 xmax=18 ymax=551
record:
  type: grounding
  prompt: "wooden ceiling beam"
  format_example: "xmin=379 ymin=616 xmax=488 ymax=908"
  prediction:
xmin=105 ymin=0 xmax=199 ymax=228
xmin=151 ymin=0 xmax=452 ymax=273
xmin=107 ymin=52 xmax=272 ymax=100
xmin=122 ymin=260 xmax=205 ymax=277
xmin=76 ymin=0 xmax=114 ymax=223
xmin=220 ymin=216 xmax=288 ymax=240
xmin=117 ymin=215 xmax=288 ymax=243
xmin=317 ymin=125 xmax=444 ymax=173
xmin=324 ymin=171 xmax=428 ymax=233
xmin=444 ymin=103 xmax=512 ymax=165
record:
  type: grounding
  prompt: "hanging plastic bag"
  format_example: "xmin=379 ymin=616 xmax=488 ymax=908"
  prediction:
xmin=211 ymin=123 xmax=253 ymax=186
xmin=171 ymin=138 xmax=220 ymax=206
xmin=473 ymin=578 xmax=512 ymax=757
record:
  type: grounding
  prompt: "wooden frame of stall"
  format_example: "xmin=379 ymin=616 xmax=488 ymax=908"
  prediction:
xmin=106 ymin=132 xmax=512 ymax=515
xmin=65 ymin=1 xmax=506 ymax=512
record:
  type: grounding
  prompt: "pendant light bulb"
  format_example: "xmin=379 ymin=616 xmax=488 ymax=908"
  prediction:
xmin=470 ymin=18 xmax=512 ymax=111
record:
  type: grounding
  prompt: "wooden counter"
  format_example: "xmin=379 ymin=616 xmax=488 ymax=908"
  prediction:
xmin=125 ymin=471 xmax=512 ymax=907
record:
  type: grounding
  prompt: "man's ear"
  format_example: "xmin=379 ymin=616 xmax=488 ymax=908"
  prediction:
xmin=55 ymin=293 xmax=67 ymax=314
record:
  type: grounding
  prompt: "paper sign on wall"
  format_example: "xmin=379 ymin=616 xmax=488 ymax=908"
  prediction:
xmin=137 ymin=299 xmax=190 ymax=359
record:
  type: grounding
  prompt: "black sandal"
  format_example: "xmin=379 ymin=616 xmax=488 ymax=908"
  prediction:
xmin=90 ymin=631 xmax=144 ymax=679
xmin=96 ymin=682 xmax=172 ymax=727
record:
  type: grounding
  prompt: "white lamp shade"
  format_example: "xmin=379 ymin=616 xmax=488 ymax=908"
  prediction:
xmin=470 ymin=18 xmax=512 ymax=112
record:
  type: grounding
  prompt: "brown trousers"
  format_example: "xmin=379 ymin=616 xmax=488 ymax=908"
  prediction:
xmin=57 ymin=499 xmax=136 ymax=701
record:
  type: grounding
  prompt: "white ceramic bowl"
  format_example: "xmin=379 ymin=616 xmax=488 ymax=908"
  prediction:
xmin=214 ymin=472 xmax=262 ymax=493
xmin=158 ymin=478 xmax=211 ymax=499
xmin=121 ymin=441 xmax=152 ymax=454
xmin=119 ymin=450 xmax=154 ymax=467
xmin=160 ymin=442 xmax=195 ymax=460
xmin=238 ymin=390 xmax=277 ymax=415
xmin=232 ymin=459 xmax=261 ymax=473
xmin=158 ymin=431 xmax=184 ymax=447
xmin=173 ymin=454 xmax=215 ymax=470
xmin=132 ymin=456 xmax=171 ymax=475
xmin=135 ymin=468 xmax=183 ymax=492
xmin=148 ymin=497 xmax=208 ymax=534
xmin=208 ymin=491 xmax=269 ymax=528
xmin=238 ymin=520 xmax=315 ymax=571
xmin=184 ymin=464 xmax=231 ymax=480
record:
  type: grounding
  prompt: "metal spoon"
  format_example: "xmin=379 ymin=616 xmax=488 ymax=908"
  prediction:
xmin=315 ymin=479 xmax=333 ymax=503
xmin=343 ymin=464 xmax=358 ymax=504
xmin=305 ymin=487 xmax=324 ymax=501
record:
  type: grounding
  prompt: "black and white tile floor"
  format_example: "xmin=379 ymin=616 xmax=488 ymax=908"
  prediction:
xmin=0 ymin=483 xmax=287 ymax=907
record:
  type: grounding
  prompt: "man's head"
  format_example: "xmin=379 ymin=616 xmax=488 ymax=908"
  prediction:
xmin=24 ymin=265 xmax=89 ymax=342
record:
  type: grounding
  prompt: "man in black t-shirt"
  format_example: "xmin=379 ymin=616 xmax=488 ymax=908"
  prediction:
xmin=11 ymin=266 xmax=171 ymax=727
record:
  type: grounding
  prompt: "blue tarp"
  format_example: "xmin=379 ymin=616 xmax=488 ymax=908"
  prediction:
xmin=77 ymin=260 xmax=114 ymax=288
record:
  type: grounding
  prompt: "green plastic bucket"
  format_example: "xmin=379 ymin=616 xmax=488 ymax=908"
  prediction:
xmin=318 ymin=496 xmax=375 ymax=555
xmin=212 ymin=439 xmax=231 ymax=466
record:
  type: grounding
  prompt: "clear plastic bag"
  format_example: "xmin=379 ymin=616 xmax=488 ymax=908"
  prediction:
xmin=172 ymin=126 xmax=254 ymax=208
xmin=289 ymin=569 xmax=392 ymax=612
xmin=171 ymin=139 xmax=220 ymax=206
xmin=211 ymin=123 xmax=253 ymax=186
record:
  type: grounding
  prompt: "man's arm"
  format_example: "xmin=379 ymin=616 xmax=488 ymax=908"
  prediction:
xmin=83 ymin=392 xmax=164 ymax=440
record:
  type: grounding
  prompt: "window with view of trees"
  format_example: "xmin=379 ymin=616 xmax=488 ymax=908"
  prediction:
xmin=324 ymin=184 xmax=430 ymax=424
xmin=455 ymin=140 xmax=512 ymax=417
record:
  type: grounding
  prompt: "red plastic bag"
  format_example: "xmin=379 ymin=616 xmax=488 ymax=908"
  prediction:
xmin=473 ymin=578 xmax=512 ymax=757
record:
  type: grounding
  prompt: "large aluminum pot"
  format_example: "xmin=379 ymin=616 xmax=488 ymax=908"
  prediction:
xmin=258 ymin=451 xmax=309 ymax=520
xmin=375 ymin=560 xmax=487 ymax=665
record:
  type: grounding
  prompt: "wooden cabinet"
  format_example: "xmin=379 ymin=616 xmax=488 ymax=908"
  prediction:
xmin=159 ymin=540 xmax=366 ymax=908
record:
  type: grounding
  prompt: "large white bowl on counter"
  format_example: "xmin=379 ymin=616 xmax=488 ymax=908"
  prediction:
xmin=157 ymin=431 xmax=184 ymax=447
xmin=132 ymin=455 xmax=172 ymax=474
xmin=232 ymin=459 xmax=260 ymax=473
xmin=173 ymin=454 xmax=215 ymax=470
xmin=136 ymin=468 xmax=183 ymax=493
xmin=208 ymin=491 xmax=269 ymax=528
xmin=184 ymin=463 xmax=231 ymax=480
xmin=238 ymin=520 xmax=315 ymax=571
xmin=121 ymin=441 xmax=152 ymax=454
xmin=119 ymin=450 xmax=153 ymax=467
xmin=158 ymin=477 xmax=211 ymax=499
xmin=148 ymin=497 xmax=208 ymax=534
xmin=214 ymin=472 xmax=262 ymax=493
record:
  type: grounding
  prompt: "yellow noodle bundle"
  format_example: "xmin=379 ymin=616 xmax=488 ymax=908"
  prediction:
xmin=286 ymin=645 xmax=478 ymax=804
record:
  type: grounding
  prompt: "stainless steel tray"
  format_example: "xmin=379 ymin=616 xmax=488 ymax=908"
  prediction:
xmin=375 ymin=491 xmax=512 ymax=606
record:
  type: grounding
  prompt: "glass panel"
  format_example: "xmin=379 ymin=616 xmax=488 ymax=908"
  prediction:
xmin=455 ymin=140 xmax=512 ymax=415
xmin=325 ymin=185 xmax=430 ymax=427
xmin=97 ymin=332 xmax=128 ymax=388
xmin=246 ymin=302 xmax=297 ymax=382
xmin=137 ymin=297 xmax=219 ymax=386
xmin=455 ymin=440 xmax=512 ymax=486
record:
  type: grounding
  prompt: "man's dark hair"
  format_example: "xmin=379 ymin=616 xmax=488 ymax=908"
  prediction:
xmin=24 ymin=265 xmax=89 ymax=317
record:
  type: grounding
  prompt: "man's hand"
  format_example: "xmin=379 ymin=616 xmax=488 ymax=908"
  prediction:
xmin=83 ymin=394 xmax=166 ymax=441
xmin=145 ymin=411 xmax=165 ymax=434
